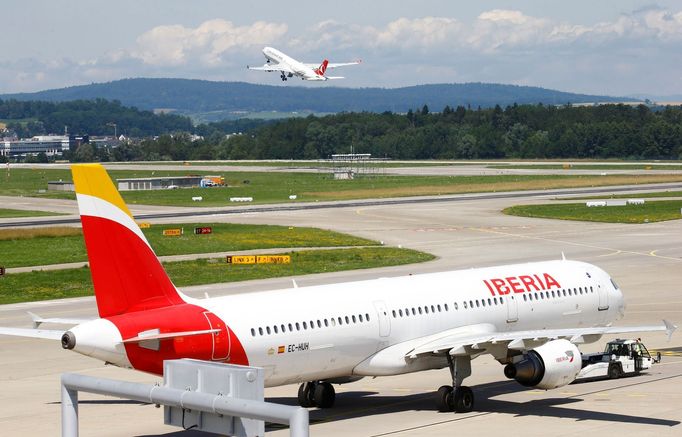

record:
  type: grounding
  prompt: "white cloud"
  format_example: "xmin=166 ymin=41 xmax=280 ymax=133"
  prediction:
xmin=131 ymin=19 xmax=288 ymax=66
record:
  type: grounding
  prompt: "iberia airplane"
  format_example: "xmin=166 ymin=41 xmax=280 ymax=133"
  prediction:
xmin=247 ymin=47 xmax=360 ymax=81
xmin=0 ymin=164 xmax=676 ymax=413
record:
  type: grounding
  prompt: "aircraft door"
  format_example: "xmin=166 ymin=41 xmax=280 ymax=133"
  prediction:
xmin=373 ymin=301 xmax=391 ymax=337
xmin=506 ymin=295 xmax=518 ymax=323
xmin=203 ymin=311 xmax=230 ymax=361
xmin=597 ymin=281 xmax=609 ymax=311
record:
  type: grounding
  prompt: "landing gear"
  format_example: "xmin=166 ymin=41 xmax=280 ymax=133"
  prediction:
xmin=297 ymin=381 xmax=335 ymax=408
xmin=435 ymin=354 xmax=474 ymax=413
xmin=280 ymin=72 xmax=288 ymax=81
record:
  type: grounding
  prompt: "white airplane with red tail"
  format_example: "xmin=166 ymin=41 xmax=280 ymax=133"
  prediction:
xmin=247 ymin=47 xmax=360 ymax=82
xmin=0 ymin=164 xmax=675 ymax=413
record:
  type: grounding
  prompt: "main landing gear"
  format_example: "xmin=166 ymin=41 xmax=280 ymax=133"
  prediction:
xmin=280 ymin=72 xmax=288 ymax=81
xmin=435 ymin=354 xmax=474 ymax=413
xmin=297 ymin=381 xmax=335 ymax=408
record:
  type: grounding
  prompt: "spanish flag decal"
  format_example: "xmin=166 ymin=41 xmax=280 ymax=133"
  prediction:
xmin=278 ymin=345 xmax=286 ymax=354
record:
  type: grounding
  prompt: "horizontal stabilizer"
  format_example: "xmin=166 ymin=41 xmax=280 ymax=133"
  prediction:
xmin=27 ymin=311 xmax=93 ymax=328
xmin=0 ymin=327 xmax=65 ymax=340
xmin=122 ymin=328 xmax=220 ymax=344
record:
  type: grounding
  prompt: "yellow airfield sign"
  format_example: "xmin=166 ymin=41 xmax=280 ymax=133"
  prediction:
xmin=226 ymin=255 xmax=291 ymax=264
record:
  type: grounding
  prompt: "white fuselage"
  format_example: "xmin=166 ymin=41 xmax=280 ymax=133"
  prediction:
xmin=262 ymin=47 xmax=326 ymax=81
xmin=188 ymin=260 xmax=624 ymax=387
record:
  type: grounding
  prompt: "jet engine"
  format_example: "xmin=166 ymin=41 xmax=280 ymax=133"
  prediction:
xmin=504 ymin=339 xmax=581 ymax=389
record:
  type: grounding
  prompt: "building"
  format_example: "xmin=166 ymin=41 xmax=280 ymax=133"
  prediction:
xmin=117 ymin=176 xmax=204 ymax=191
xmin=0 ymin=134 xmax=87 ymax=159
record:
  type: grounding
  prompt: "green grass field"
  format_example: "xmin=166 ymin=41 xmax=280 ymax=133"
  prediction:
xmin=489 ymin=163 xmax=682 ymax=170
xmin=558 ymin=191 xmax=682 ymax=200
xmin=0 ymin=208 xmax=61 ymax=218
xmin=5 ymin=167 xmax=682 ymax=207
xmin=0 ymin=247 xmax=435 ymax=304
xmin=0 ymin=223 xmax=378 ymax=268
xmin=503 ymin=200 xmax=682 ymax=223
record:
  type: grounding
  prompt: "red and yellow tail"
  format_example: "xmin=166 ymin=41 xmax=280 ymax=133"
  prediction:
xmin=72 ymin=164 xmax=184 ymax=317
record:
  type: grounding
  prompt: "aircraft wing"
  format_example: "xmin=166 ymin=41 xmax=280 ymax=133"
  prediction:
xmin=406 ymin=320 xmax=677 ymax=359
xmin=304 ymin=61 xmax=361 ymax=69
xmin=0 ymin=326 xmax=65 ymax=340
xmin=247 ymin=63 xmax=294 ymax=73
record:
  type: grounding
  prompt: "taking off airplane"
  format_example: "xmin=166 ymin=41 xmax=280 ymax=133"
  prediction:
xmin=0 ymin=164 xmax=675 ymax=413
xmin=247 ymin=47 xmax=360 ymax=81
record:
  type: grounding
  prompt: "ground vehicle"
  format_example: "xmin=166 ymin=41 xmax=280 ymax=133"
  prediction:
xmin=575 ymin=339 xmax=661 ymax=381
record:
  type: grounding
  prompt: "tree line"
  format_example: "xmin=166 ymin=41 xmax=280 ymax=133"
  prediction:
xmin=199 ymin=104 xmax=682 ymax=161
xmin=2 ymin=98 xmax=682 ymax=161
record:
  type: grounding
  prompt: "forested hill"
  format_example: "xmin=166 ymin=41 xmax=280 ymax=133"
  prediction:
xmin=1 ymin=79 xmax=626 ymax=115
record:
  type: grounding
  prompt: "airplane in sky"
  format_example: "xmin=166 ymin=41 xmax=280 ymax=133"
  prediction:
xmin=0 ymin=164 xmax=675 ymax=413
xmin=247 ymin=46 xmax=360 ymax=82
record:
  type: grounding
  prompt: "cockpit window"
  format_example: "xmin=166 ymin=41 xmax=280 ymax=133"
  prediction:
xmin=610 ymin=278 xmax=620 ymax=290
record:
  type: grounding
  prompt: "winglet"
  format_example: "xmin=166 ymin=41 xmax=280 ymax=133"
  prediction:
xmin=28 ymin=311 xmax=42 ymax=329
xmin=664 ymin=319 xmax=677 ymax=341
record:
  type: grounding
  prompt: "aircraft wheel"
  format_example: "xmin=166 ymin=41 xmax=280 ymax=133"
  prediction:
xmin=297 ymin=383 xmax=315 ymax=408
xmin=453 ymin=386 xmax=474 ymax=413
xmin=435 ymin=385 xmax=454 ymax=412
xmin=313 ymin=382 xmax=335 ymax=408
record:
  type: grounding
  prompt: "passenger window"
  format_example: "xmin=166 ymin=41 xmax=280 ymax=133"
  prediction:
xmin=258 ymin=327 xmax=263 ymax=336
xmin=324 ymin=319 xmax=329 ymax=327
xmin=266 ymin=326 xmax=271 ymax=335
xmin=331 ymin=319 xmax=336 ymax=327
xmin=288 ymin=323 xmax=293 ymax=331
xmin=337 ymin=317 xmax=343 ymax=326
xmin=493 ymin=297 xmax=498 ymax=305
xmin=444 ymin=303 xmax=449 ymax=311
xmin=359 ymin=314 xmax=364 ymax=322
xmin=487 ymin=298 xmax=492 ymax=306
xmin=476 ymin=300 xmax=480 ymax=308
xmin=345 ymin=316 xmax=350 ymax=324
xmin=317 ymin=320 xmax=322 ymax=328
xmin=431 ymin=305 xmax=435 ymax=312
xmin=399 ymin=309 xmax=403 ymax=317
xmin=392 ymin=310 xmax=397 ymax=318
xmin=469 ymin=300 xmax=473 ymax=308
xmin=295 ymin=322 xmax=300 ymax=331
xmin=251 ymin=328 xmax=256 ymax=337
xmin=366 ymin=313 xmax=370 ymax=321
xmin=273 ymin=325 xmax=278 ymax=334
xmin=412 ymin=308 xmax=416 ymax=315
xmin=523 ymin=294 xmax=527 ymax=301
xmin=437 ymin=304 xmax=442 ymax=312
xmin=302 ymin=322 xmax=307 ymax=330
xmin=551 ymin=290 xmax=555 ymax=298
xmin=418 ymin=307 xmax=423 ymax=315
xmin=424 ymin=306 xmax=429 ymax=314
xmin=453 ymin=302 xmax=458 ymax=310
xmin=352 ymin=315 xmax=357 ymax=323
xmin=463 ymin=301 xmax=468 ymax=309
xmin=481 ymin=300 xmax=486 ymax=307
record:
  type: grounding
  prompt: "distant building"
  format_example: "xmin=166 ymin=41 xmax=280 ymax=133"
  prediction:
xmin=47 ymin=180 xmax=76 ymax=191
xmin=0 ymin=134 xmax=88 ymax=159
xmin=117 ymin=176 xmax=204 ymax=191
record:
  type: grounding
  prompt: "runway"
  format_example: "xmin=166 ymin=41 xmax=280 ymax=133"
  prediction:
xmin=1 ymin=188 xmax=681 ymax=435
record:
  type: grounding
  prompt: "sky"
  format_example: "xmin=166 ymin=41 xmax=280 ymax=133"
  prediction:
xmin=2 ymin=0 xmax=682 ymax=97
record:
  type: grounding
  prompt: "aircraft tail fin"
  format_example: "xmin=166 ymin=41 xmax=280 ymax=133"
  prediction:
xmin=315 ymin=59 xmax=329 ymax=76
xmin=72 ymin=164 xmax=184 ymax=318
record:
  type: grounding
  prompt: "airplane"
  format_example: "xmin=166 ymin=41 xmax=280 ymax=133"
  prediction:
xmin=247 ymin=46 xmax=360 ymax=82
xmin=0 ymin=164 xmax=676 ymax=413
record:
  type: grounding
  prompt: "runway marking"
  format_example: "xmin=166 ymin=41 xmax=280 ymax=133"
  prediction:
xmin=470 ymin=227 xmax=682 ymax=262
